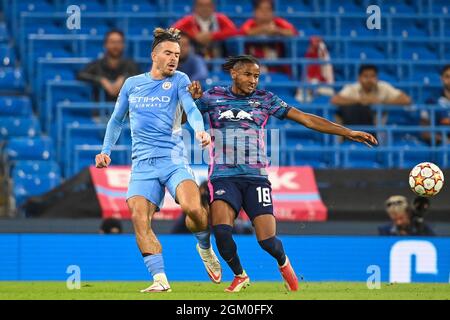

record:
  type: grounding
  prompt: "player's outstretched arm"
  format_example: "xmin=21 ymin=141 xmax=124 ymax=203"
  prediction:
xmin=95 ymin=80 xmax=130 ymax=168
xmin=286 ymin=107 xmax=378 ymax=147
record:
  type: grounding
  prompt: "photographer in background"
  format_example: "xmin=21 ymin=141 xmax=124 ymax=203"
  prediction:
xmin=378 ymin=195 xmax=435 ymax=236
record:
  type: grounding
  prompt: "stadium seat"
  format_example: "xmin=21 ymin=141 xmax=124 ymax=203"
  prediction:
xmin=117 ymin=0 xmax=159 ymax=13
xmin=12 ymin=160 xmax=61 ymax=180
xmin=398 ymin=150 xmax=435 ymax=168
xmin=430 ymin=0 xmax=449 ymax=14
xmin=0 ymin=96 xmax=33 ymax=117
xmin=0 ymin=22 xmax=9 ymax=42
xmin=0 ymin=117 xmax=41 ymax=140
xmin=285 ymin=129 xmax=326 ymax=147
xmin=391 ymin=18 xmax=428 ymax=37
xmin=17 ymin=0 xmax=55 ymax=13
xmin=71 ymin=0 xmax=108 ymax=12
xmin=13 ymin=173 xmax=61 ymax=207
xmin=0 ymin=67 xmax=25 ymax=91
xmin=401 ymin=44 xmax=438 ymax=61
xmin=285 ymin=148 xmax=335 ymax=168
xmin=0 ymin=44 xmax=15 ymax=66
xmin=278 ymin=0 xmax=311 ymax=13
xmin=3 ymin=137 xmax=54 ymax=162
xmin=388 ymin=0 xmax=417 ymax=14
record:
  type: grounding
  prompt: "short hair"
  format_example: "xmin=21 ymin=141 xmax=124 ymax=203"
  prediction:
xmin=194 ymin=0 xmax=215 ymax=6
xmin=104 ymin=29 xmax=125 ymax=44
xmin=100 ymin=218 xmax=123 ymax=234
xmin=385 ymin=195 xmax=410 ymax=216
xmin=151 ymin=27 xmax=181 ymax=52
xmin=358 ymin=64 xmax=378 ymax=75
xmin=252 ymin=0 xmax=274 ymax=10
xmin=441 ymin=64 xmax=450 ymax=75
xmin=222 ymin=55 xmax=260 ymax=71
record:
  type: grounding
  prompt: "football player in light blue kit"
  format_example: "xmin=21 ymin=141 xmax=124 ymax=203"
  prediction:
xmin=95 ymin=28 xmax=221 ymax=292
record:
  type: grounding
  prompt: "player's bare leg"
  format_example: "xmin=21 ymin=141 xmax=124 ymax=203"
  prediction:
xmin=253 ymin=214 xmax=298 ymax=291
xmin=176 ymin=180 xmax=222 ymax=283
xmin=211 ymin=200 xmax=250 ymax=292
xmin=127 ymin=196 xmax=171 ymax=292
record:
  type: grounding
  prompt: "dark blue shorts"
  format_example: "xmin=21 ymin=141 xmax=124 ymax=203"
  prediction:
xmin=209 ymin=177 xmax=273 ymax=221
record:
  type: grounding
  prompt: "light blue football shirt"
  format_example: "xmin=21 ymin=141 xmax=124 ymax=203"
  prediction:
xmin=101 ymin=71 xmax=204 ymax=161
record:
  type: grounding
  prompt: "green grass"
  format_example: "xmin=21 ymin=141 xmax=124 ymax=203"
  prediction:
xmin=1 ymin=282 xmax=449 ymax=300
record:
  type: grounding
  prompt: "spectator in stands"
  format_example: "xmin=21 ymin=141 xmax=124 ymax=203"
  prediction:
xmin=331 ymin=64 xmax=412 ymax=126
xmin=241 ymin=0 xmax=297 ymax=75
xmin=378 ymin=195 xmax=435 ymax=236
xmin=178 ymin=32 xmax=209 ymax=82
xmin=296 ymin=36 xmax=335 ymax=103
xmin=421 ymin=64 xmax=450 ymax=145
xmin=77 ymin=29 xmax=140 ymax=102
xmin=172 ymin=0 xmax=239 ymax=59
xmin=99 ymin=217 xmax=123 ymax=234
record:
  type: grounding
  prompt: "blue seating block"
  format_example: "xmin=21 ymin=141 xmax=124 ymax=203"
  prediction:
xmin=0 ymin=96 xmax=32 ymax=117
xmin=4 ymin=137 xmax=54 ymax=162
xmin=0 ymin=117 xmax=40 ymax=140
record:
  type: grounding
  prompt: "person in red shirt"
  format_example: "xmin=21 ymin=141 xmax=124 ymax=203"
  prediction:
xmin=172 ymin=0 xmax=240 ymax=59
xmin=241 ymin=0 xmax=297 ymax=74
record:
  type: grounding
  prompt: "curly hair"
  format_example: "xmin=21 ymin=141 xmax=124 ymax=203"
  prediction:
xmin=222 ymin=55 xmax=260 ymax=71
xmin=151 ymin=27 xmax=181 ymax=52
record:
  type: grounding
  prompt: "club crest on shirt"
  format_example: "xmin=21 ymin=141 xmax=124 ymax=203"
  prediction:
xmin=162 ymin=82 xmax=172 ymax=90
xmin=218 ymin=108 xmax=254 ymax=122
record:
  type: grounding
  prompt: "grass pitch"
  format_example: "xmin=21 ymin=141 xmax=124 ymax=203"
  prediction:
xmin=1 ymin=281 xmax=449 ymax=300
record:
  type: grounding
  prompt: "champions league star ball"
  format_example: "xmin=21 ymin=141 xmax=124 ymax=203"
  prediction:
xmin=409 ymin=162 xmax=445 ymax=197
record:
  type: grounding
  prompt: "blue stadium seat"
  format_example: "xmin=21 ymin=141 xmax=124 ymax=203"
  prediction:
xmin=0 ymin=96 xmax=32 ymax=117
xmin=348 ymin=45 xmax=386 ymax=60
xmin=285 ymin=129 xmax=326 ymax=147
xmin=398 ymin=150 xmax=435 ymax=168
xmin=220 ymin=2 xmax=253 ymax=14
xmin=285 ymin=149 xmax=334 ymax=168
xmin=278 ymin=0 xmax=311 ymax=13
xmin=388 ymin=0 xmax=417 ymax=14
xmin=17 ymin=0 xmax=55 ymax=13
xmin=72 ymin=19 xmax=111 ymax=36
xmin=4 ymin=137 xmax=54 ymax=162
xmin=12 ymin=160 xmax=61 ymax=180
xmin=343 ymin=149 xmax=388 ymax=169
xmin=72 ymin=0 xmax=108 ymax=12
xmin=13 ymin=173 xmax=61 ymax=206
xmin=401 ymin=45 xmax=438 ymax=61
xmin=41 ymin=65 xmax=75 ymax=84
xmin=0 ymin=67 xmax=25 ymax=91
xmin=24 ymin=21 xmax=65 ymax=35
xmin=0 ymin=44 xmax=15 ymax=66
xmin=430 ymin=0 xmax=449 ymax=14
xmin=328 ymin=1 xmax=363 ymax=13
xmin=391 ymin=19 xmax=428 ymax=37
xmin=386 ymin=109 xmax=421 ymax=126
xmin=118 ymin=0 xmax=159 ymax=12
xmin=169 ymin=1 xmax=192 ymax=14
xmin=0 ymin=22 xmax=9 ymax=42
xmin=0 ymin=117 xmax=41 ymax=140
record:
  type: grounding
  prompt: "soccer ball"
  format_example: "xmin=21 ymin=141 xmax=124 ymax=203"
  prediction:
xmin=409 ymin=162 xmax=444 ymax=197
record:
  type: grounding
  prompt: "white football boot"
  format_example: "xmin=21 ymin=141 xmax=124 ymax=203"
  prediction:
xmin=140 ymin=273 xmax=172 ymax=293
xmin=196 ymin=244 xmax=222 ymax=284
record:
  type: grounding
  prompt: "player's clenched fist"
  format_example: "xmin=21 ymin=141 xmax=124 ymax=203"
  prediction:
xmin=196 ymin=131 xmax=211 ymax=148
xmin=95 ymin=153 xmax=111 ymax=168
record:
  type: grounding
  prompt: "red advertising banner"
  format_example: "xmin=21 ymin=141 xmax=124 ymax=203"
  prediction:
xmin=90 ymin=166 xmax=327 ymax=221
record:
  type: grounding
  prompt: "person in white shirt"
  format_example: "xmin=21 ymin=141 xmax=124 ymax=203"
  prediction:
xmin=331 ymin=64 xmax=411 ymax=125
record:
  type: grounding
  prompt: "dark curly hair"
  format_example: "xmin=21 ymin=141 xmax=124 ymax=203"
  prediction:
xmin=222 ymin=55 xmax=260 ymax=71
